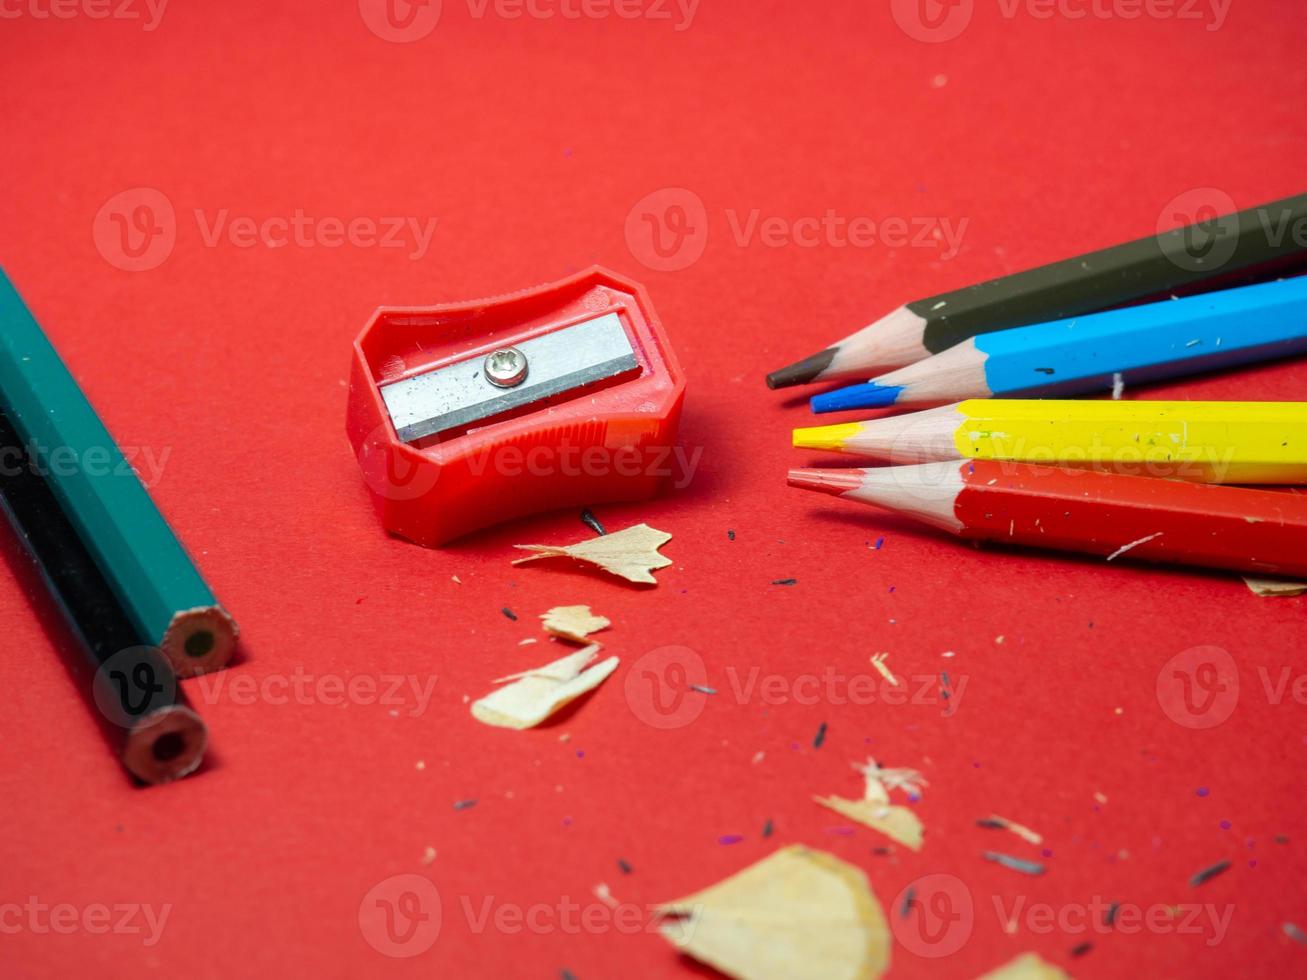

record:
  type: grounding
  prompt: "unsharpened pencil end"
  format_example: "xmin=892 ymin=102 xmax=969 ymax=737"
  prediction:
xmin=766 ymin=349 xmax=837 ymax=389
xmin=787 ymin=467 xmax=865 ymax=496
xmin=792 ymin=423 xmax=861 ymax=452
xmin=810 ymin=383 xmax=903 ymax=414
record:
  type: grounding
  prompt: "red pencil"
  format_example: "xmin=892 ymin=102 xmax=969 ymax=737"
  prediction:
xmin=788 ymin=460 xmax=1307 ymax=578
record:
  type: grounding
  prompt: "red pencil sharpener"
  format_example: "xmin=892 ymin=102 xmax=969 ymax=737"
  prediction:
xmin=347 ymin=267 xmax=687 ymax=546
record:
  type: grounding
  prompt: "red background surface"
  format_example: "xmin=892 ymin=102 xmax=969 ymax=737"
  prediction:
xmin=1 ymin=2 xmax=1305 ymax=977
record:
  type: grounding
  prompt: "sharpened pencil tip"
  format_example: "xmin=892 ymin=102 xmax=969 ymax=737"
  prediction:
xmin=787 ymin=467 xmax=864 ymax=496
xmin=792 ymin=423 xmax=862 ymax=452
xmin=810 ymin=383 xmax=903 ymax=414
xmin=766 ymin=349 xmax=838 ymax=389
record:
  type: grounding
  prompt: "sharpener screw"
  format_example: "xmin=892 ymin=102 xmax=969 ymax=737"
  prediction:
xmin=484 ymin=347 xmax=529 ymax=388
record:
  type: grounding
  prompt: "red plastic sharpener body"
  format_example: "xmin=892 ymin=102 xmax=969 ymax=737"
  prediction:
xmin=346 ymin=267 xmax=686 ymax=546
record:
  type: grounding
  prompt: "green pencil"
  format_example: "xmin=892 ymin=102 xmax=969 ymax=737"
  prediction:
xmin=0 ymin=268 xmax=237 ymax=676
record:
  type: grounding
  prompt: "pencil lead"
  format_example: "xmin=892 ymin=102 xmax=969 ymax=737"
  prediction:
xmin=787 ymin=467 xmax=864 ymax=496
xmin=766 ymin=349 xmax=837 ymax=389
xmin=811 ymin=383 xmax=903 ymax=414
xmin=792 ymin=423 xmax=861 ymax=452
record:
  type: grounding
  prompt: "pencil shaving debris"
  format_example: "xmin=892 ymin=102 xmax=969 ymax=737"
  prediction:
xmin=814 ymin=759 xmax=926 ymax=852
xmin=983 ymin=851 xmax=1046 ymax=876
xmin=976 ymin=952 xmax=1074 ymax=979
xmin=1243 ymin=575 xmax=1307 ymax=597
xmin=512 ymin=523 xmax=672 ymax=585
xmin=541 ymin=605 xmax=611 ymax=643
xmin=978 ymin=814 xmax=1044 ymax=846
xmin=869 ymin=653 xmax=898 ymax=686
xmin=657 ymin=845 xmax=891 ymax=980
xmin=471 ymin=645 xmax=619 ymax=730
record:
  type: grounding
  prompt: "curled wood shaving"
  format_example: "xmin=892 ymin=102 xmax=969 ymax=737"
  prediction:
xmin=471 ymin=645 xmax=618 ymax=730
xmin=541 ymin=605 xmax=611 ymax=643
xmin=975 ymin=952 xmax=1073 ymax=979
xmin=512 ymin=523 xmax=672 ymax=585
xmin=814 ymin=759 xmax=925 ymax=852
xmin=657 ymin=845 xmax=890 ymax=980
xmin=1243 ymin=576 xmax=1307 ymax=597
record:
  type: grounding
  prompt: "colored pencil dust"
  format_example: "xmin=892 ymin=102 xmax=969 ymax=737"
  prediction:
xmin=0 ymin=269 xmax=236 ymax=676
xmin=767 ymin=191 xmax=1307 ymax=387
xmin=787 ymin=460 xmax=1307 ymax=579
xmin=794 ymin=400 xmax=1307 ymax=484
xmin=0 ymin=413 xmax=206 ymax=784
xmin=811 ymin=275 xmax=1307 ymax=413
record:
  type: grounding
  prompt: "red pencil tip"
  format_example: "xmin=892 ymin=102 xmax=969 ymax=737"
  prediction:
xmin=787 ymin=468 xmax=864 ymax=496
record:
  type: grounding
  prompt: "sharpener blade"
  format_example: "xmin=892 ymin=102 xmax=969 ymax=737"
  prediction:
xmin=380 ymin=313 xmax=639 ymax=442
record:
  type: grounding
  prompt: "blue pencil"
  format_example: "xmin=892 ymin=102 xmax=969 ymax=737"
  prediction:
xmin=810 ymin=276 xmax=1307 ymax=413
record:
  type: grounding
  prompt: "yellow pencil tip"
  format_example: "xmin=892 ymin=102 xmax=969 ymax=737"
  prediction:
xmin=792 ymin=423 xmax=861 ymax=452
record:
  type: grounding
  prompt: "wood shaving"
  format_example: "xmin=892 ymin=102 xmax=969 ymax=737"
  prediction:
xmin=869 ymin=653 xmax=898 ymax=686
xmin=512 ymin=523 xmax=672 ymax=585
xmin=814 ymin=759 xmax=926 ymax=852
xmin=541 ymin=605 xmax=611 ymax=643
xmin=976 ymin=952 xmax=1073 ymax=979
xmin=471 ymin=645 xmax=619 ymax=730
xmin=1243 ymin=576 xmax=1307 ymax=597
xmin=657 ymin=845 xmax=891 ymax=980
xmin=979 ymin=813 xmax=1044 ymax=846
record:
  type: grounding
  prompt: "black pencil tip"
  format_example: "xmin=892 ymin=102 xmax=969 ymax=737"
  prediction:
xmin=766 ymin=349 xmax=837 ymax=389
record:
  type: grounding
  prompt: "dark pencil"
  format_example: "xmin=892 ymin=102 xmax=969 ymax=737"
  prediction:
xmin=767 ymin=191 xmax=1307 ymax=388
xmin=0 ymin=412 xmax=206 ymax=784
xmin=0 ymin=269 xmax=237 ymax=676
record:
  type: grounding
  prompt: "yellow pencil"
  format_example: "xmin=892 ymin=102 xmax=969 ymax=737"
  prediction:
xmin=793 ymin=400 xmax=1307 ymax=484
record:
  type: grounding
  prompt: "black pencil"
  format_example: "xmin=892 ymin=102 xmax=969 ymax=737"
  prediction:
xmin=767 ymin=191 xmax=1307 ymax=388
xmin=0 ymin=412 xmax=206 ymax=784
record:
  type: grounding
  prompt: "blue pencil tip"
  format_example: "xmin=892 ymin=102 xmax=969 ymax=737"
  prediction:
xmin=810 ymin=383 xmax=903 ymax=413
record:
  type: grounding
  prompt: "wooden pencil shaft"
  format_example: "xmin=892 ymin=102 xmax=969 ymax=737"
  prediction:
xmin=0 ymin=269 xmax=236 ymax=675
xmin=0 ymin=413 xmax=205 ymax=783
xmin=793 ymin=460 xmax=1307 ymax=578
xmin=803 ymin=400 xmax=1307 ymax=483
xmin=913 ymin=192 xmax=1307 ymax=353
